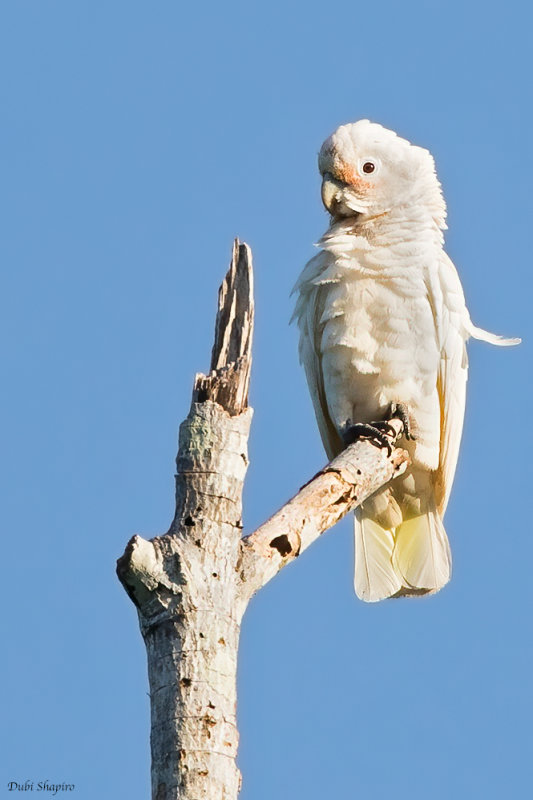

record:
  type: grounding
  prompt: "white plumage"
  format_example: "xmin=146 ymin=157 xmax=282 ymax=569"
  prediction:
xmin=293 ymin=120 xmax=519 ymax=602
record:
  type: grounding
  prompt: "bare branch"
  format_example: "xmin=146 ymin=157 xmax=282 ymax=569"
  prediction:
xmin=193 ymin=238 xmax=254 ymax=415
xmin=117 ymin=241 xmax=411 ymax=800
xmin=239 ymin=419 xmax=410 ymax=595
xmin=118 ymin=241 xmax=255 ymax=800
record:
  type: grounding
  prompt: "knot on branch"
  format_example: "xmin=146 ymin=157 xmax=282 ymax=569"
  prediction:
xmin=116 ymin=535 xmax=181 ymax=611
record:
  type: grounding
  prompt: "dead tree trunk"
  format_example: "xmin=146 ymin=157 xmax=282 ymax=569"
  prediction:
xmin=117 ymin=240 xmax=409 ymax=800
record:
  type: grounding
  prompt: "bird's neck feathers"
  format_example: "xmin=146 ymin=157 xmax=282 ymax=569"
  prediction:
xmin=320 ymin=191 xmax=446 ymax=261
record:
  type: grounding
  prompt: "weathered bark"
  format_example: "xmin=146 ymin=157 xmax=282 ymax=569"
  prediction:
xmin=239 ymin=417 xmax=408 ymax=598
xmin=117 ymin=239 xmax=410 ymax=800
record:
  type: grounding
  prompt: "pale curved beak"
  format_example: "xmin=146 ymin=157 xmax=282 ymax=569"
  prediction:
xmin=321 ymin=172 xmax=345 ymax=213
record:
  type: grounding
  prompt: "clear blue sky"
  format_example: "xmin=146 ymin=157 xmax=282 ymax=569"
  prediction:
xmin=1 ymin=2 xmax=531 ymax=798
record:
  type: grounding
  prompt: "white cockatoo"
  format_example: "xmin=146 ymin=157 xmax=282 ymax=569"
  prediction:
xmin=293 ymin=120 xmax=519 ymax=602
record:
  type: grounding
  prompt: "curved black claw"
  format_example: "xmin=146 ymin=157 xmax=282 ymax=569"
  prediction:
xmin=371 ymin=420 xmax=398 ymax=438
xmin=390 ymin=402 xmax=416 ymax=441
xmin=342 ymin=423 xmax=393 ymax=456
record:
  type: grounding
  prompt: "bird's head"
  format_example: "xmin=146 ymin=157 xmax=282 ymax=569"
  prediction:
xmin=318 ymin=120 xmax=446 ymax=227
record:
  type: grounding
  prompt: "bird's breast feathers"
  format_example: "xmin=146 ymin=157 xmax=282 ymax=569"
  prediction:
xmin=300 ymin=242 xmax=446 ymax=469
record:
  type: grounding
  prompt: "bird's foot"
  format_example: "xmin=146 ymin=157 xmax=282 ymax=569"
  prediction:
xmin=389 ymin=402 xmax=416 ymax=441
xmin=342 ymin=422 xmax=394 ymax=456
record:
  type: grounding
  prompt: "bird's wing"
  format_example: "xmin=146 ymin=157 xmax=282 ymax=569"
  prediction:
xmin=431 ymin=252 xmax=520 ymax=513
xmin=430 ymin=252 xmax=469 ymax=515
xmin=292 ymin=255 xmax=344 ymax=460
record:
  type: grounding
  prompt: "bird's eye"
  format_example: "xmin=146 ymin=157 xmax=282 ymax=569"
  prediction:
xmin=357 ymin=157 xmax=380 ymax=179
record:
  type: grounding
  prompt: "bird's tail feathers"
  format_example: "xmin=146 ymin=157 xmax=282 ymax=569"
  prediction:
xmin=354 ymin=507 xmax=451 ymax=602
xmin=354 ymin=511 xmax=403 ymax=602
